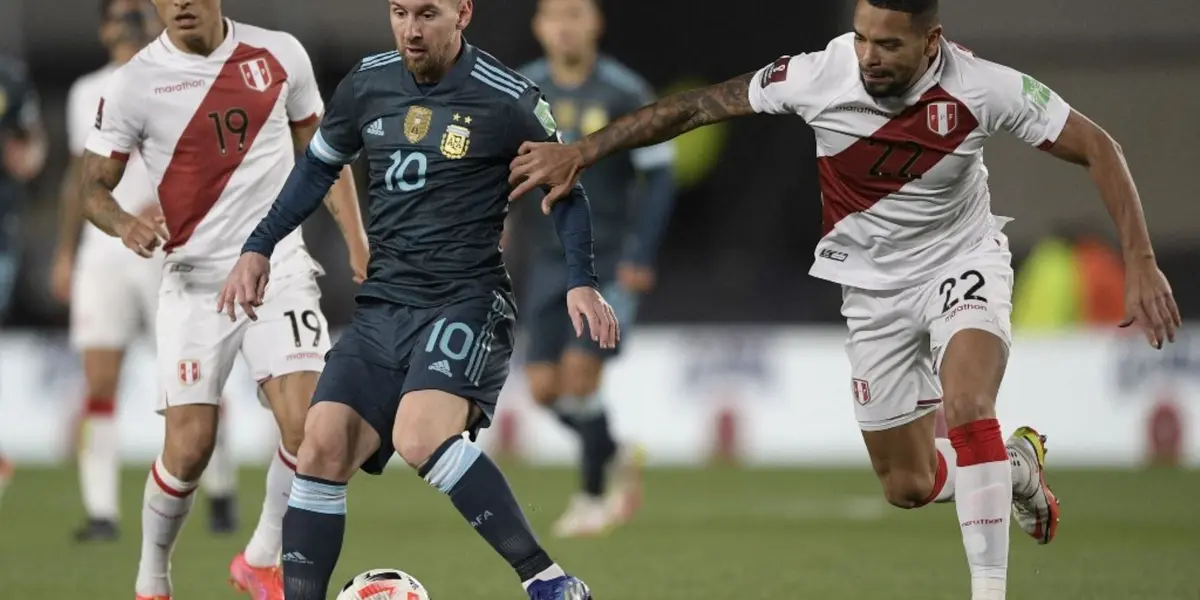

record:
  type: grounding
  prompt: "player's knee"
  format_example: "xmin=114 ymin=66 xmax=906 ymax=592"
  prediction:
xmin=162 ymin=416 xmax=218 ymax=481
xmin=559 ymin=352 xmax=603 ymax=397
xmin=297 ymin=420 xmax=357 ymax=481
xmin=524 ymin=366 xmax=560 ymax=407
xmin=394 ymin=433 xmax=443 ymax=471
xmin=84 ymin=374 xmax=121 ymax=399
xmin=942 ymin=392 xmax=996 ymax=429
xmin=560 ymin=371 xmax=600 ymax=398
xmin=880 ymin=468 xmax=936 ymax=509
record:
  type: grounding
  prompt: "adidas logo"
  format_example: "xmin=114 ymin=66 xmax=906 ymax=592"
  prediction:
xmin=282 ymin=552 xmax=312 ymax=564
xmin=366 ymin=118 xmax=384 ymax=136
xmin=428 ymin=359 xmax=452 ymax=377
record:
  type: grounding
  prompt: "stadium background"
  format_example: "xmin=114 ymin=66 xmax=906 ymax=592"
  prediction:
xmin=1 ymin=2 xmax=1198 ymax=598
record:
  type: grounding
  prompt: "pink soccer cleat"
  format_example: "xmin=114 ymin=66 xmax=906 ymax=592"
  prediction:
xmin=229 ymin=552 xmax=284 ymax=600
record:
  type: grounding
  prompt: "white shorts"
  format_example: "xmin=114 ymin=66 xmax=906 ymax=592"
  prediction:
xmin=70 ymin=249 xmax=162 ymax=349
xmin=156 ymin=273 xmax=331 ymax=412
xmin=841 ymin=234 xmax=1014 ymax=432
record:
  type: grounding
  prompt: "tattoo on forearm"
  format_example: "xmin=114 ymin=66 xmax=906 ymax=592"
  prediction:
xmin=581 ymin=72 xmax=755 ymax=165
xmin=80 ymin=151 xmax=130 ymax=237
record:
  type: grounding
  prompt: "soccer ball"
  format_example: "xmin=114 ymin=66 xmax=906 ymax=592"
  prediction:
xmin=335 ymin=569 xmax=431 ymax=600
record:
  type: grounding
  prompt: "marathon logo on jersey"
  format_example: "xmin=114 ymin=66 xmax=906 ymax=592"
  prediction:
xmin=239 ymin=58 xmax=273 ymax=92
xmin=926 ymin=101 xmax=959 ymax=137
xmin=819 ymin=248 xmax=848 ymax=262
xmin=94 ymin=97 xmax=104 ymax=130
xmin=852 ymin=378 xmax=872 ymax=406
xmin=761 ymin=56 xmax=790 ymax=88
xmin=178 ymin=360 xmax=201 ymax=386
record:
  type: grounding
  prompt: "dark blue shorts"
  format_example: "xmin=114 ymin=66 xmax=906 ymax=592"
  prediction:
xmin=312 ymin=292 xmax=516 ymax=474
xmin=522 ymin=256 xmax=639 ymax=365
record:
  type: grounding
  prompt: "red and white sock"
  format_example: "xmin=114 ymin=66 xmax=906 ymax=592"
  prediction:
xmin=200 ymin=405 xmax=237 ymax=498
xmin=243 ymin=445 xmax=297 ymax=567
xmin=78 ymin=397 xmax=119 ymax=521
xmin=918 ymin=437 xmax=958 ymax=504
xmin=950 ymin=419 xmax=1011 ymax=600
xmin=136 ymin=457 xmax=197 ymax=597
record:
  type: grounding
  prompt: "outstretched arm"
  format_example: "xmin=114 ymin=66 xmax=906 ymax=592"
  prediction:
xmin=1043 ymin=109 xmax=1179 ymax=347
xmin=576 ymin=72 xmax=755 ymax=168
xmin=291 ymin=121 xmax=366 ymax=253
xmin=242 ymin=148 xmax=341 ymax=258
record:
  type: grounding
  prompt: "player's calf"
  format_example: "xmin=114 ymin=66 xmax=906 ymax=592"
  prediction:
xmin=861 ymin=411 xmax=952 ymax=509
xmin=75 ymin=349 xmax=123 ymax=540
xmin=282 ymin=402 xmax=380 ymax=600
xmin=397 ymin=390 xmax=569 ymax=590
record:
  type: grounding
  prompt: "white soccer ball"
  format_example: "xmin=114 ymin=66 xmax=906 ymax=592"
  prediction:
xmin=335 ymin=569 xmax=431 ymax=600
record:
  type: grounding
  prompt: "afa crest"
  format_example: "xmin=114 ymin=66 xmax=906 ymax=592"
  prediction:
xmin=404 ymin=105 xmax=433 ymax=143
xmin=441 ymin=124 xmax=471 ymax=159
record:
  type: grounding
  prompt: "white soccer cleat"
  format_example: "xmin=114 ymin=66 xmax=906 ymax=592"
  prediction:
xmin=605 ymin=444 xmax=646 ymax=526
xmin=552 ymin=493 xmax=610 ymax=539
xmin=1007 ymin=426 xmax=1060 ymax=544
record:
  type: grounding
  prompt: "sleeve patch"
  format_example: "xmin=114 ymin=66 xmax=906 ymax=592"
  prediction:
xmin=94 ymin=97 xmax=105 ymax=130
xmin=534 ymin=97 xmax=557 ymax=136
xmin=762 ymin=56 xmax=791 ymax=88
xmin=1021 ymin=74 xmax=1052 ymax=108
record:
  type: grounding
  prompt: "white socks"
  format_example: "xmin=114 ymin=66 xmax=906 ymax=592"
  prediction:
xmin=949 ymin=419 xmax=1011 ymax=600
xmin=243 ymin=446 xmax=297 ymax=567
xmin=78 ymin=399 xmax=119 ymax=521
xmin=136 ymin=457 xmax=197 ymax=597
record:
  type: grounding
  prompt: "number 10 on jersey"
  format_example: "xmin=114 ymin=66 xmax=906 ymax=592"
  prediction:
xmin=385 ymin=150 xmax=428 ymax=192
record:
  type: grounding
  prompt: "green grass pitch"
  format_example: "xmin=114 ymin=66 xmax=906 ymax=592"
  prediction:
xmin=1 ymin=465 xmax=1197 ymax=599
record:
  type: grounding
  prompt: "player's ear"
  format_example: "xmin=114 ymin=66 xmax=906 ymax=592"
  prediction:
xmin=456 ymin=0 xmax=473 ymax=30
xmin=925 ymin=25 xmax=942 ymax=58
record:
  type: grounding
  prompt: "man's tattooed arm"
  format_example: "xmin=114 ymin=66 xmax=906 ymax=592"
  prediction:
xmin=577 ymin=72 xmax=756 ymax=167
xmin=80 ymin=150 xmax=133 ymax=237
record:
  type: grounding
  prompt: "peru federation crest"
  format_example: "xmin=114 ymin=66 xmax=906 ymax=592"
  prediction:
xmin=440 ymin=124 xmax=471 ymax=159
xmin=239 ymin=58 xmax=273 ymax=92
xmin=926 ymin=101 xmax=958 ymax=137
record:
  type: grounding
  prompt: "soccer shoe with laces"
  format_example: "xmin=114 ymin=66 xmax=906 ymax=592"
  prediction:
xmin=527 ymin=575 xmax=592 ymax=600
xmin=1007 ymin=426 xmax=1060 ymax=544
xmin=605 ymin=443 xmax=646 ymax=526
xmin=552 ymin=493 xmax=610 ymax=538
xmin=229 ymin=552 xmax=284 ymax=600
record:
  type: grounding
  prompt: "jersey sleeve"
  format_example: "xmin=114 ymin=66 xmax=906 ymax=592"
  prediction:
xmin=65 ymin=78 xmax=94 ymax=156
xmin=308 ymin=68 xmax=361 ymax=167
xmin=747 ymin=51 xmax=830 ymax=120
xmin=620 ymin=75 xmax=677 ymax=172
xmin=84 ymin=67 xmax=142 ymax=161
xmin=280 ymin=34 xmax=323 ymax=126
xmin=981 ymin=64 xmax=1071 ymax=148
xmin=511 ymin=86 xmax=560 ymax=147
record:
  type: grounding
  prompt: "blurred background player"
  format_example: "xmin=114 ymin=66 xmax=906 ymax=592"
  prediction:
xmin=81 ymin=0 xmax=368 ymax=597
xmin=513 ymin=0 xmax=676 ymax=538
xmin=0 ymin=50 xmax=48 ymax=516
xmin=51 ymin=0 xmax=240 ymax=543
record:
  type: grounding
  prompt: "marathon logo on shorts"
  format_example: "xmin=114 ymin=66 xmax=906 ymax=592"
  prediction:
xmin=926 ymin=101 xmax=958 ymax=137
xmin=761 ymin=56 xmax=790 ymax=88
xmin=178 ymin=360 xmax=201 ymax=386
xmin=852 ymin=378 xmax=872 ymax=406
xmin=240 ymin=58 xmax=273 ymax=92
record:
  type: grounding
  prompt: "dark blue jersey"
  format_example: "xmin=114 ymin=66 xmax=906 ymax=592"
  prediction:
xmin=0 ymin=55 xmax=40 ymax=222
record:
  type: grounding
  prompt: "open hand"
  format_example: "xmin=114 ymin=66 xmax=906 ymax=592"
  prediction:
xmin=566 ymin=285 xmax=620 ymax=349
xmin=1119 ymin=257 xmax=1181 ymax=349
xmin=217 ymin=252 xmax=271 ymax=322
xmin=508 ymin=142 xmax=586 ymax=213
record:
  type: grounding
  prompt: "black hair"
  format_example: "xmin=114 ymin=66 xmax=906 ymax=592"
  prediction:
xmin=866 ymin=0 xmax=939 ymax=31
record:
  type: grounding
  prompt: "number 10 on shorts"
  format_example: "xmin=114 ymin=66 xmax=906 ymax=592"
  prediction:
xmin=426 ymin=318 xmax=475 ymax=361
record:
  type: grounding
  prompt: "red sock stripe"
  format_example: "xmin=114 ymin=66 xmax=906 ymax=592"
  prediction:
xmin=948 ymin=418 xmax=1007 ymax=466
xmin=919 ymin=448 xmax=949 ymax=506
xmin=277 ymin=447 xmax=297 ymax=472
xmin=151 ymin=462 xmax=195 ymax=498
xmin=85 ymin=397 xmax=115 ymax=416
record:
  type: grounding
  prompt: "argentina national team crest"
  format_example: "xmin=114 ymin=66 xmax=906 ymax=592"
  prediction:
xmin=926 ymin=101 xmax=958 ymax=137
xmin=239 ymin=58 xmax=273 ymax=92
xmin=404 ymin=106 xmax=433 ymax=143
xmin=441 ymin=123 xmax=471 ymax=159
